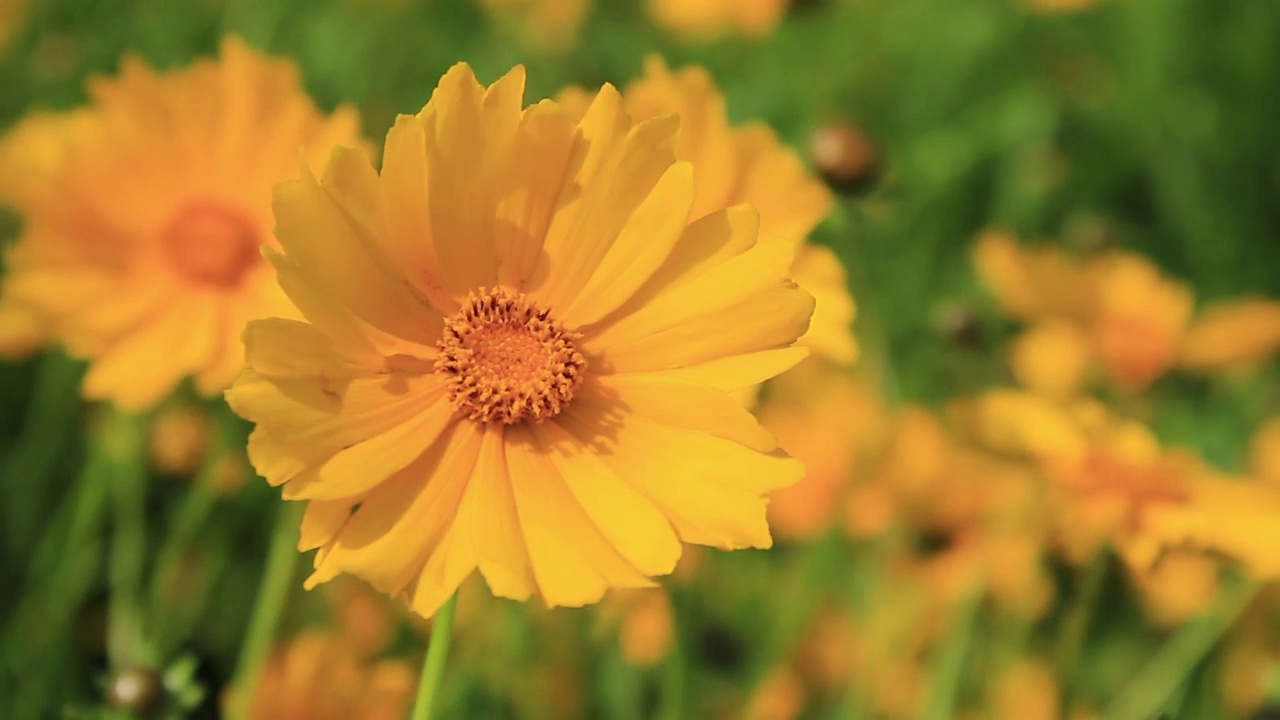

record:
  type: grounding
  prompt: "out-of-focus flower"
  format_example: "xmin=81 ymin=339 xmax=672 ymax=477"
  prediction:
xmin=1009 ymin=320 xmax=1092 ymax=400
xmin=1222 ymin=640 xmax=1273 ymax=718
xmin=229 ymin=632 xmax=414 ymax=720
xmin=648 ymin=0 xmax=789 ymax=40
xmin=1027 ymin=0 xmax=1103 ymax=12
xmin=1086 ymin=251 xmax=1193 ymax=391
xmin=149 ymin=403 xmax=213 ymax=477
xmin=992 ymin=658 xmax=1059 ymax=720
xmin=599 ymin=588 xmax=674 ymax=667
xmin=227 ymin=64 xmax=812 ymax=618
xmin=1251 ymin=417 xmax=1280 ymax=487
xmin=0 ymin=37 xmax=362 ymax=409
xmin=475 ymin=0 xmax=591 ymax=53
xmin=745 ymin=666 xmax=806 ymax=720
xmin=330 ymin=578 xmax=398 ymax=660
xmin=759 ymin=360 xmax=886 ymax=540
xmin=1179 ymin=298 xmax=1280 ymax=372
xmin=973 ymin=232 xmax=1193 ymax=392
xmin=560 ymin=57 xmax=855 ymax=365
xmin=972 ymin=231 xmax=1087 ymax=323
xmin=1128 ymin=548 xmax=1219 ymax=627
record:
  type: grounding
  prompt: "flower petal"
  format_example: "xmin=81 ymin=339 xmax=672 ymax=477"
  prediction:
xmin=587 ymin=374 xmax=777 ymax=452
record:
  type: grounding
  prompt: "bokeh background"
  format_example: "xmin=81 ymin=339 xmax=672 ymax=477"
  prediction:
xmin=2 ymin=0 xmax=1280 ymax=718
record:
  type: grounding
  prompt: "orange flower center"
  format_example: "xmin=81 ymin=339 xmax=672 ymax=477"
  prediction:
xmin=163 ymin=201 xmax=261 ymax=288
xmin=434 ymin=287 xmax=586 ymax=425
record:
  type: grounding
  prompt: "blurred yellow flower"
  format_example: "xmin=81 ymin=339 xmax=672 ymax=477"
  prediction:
xmin=1128 ymin=548 xmax=1219 ymax=627
xmin=648 ymin=0 xmax=789 ymax=39
xmin=231 ymin=632 xmax=414 ymax=720
xmin=603 ymin=588 xmax=674 ymax=667
xmin=992 ymin=658 xmax=1059 ymax=720
xmin=1251 ymin=417 xmax=1280 ymax=487
xmin=0 ymin=38 xmax=361 ymax=409
xmin=972 ymin=230 xmax=1086 ymax=323
xmin=1086 ymin=251 xmax=1193 ymax=391
xmin=561 ymin=57 xmax=855 ymax=365
xmin=148 ymin=403 xmax=213 ymax=476
xmin=758 ymin=359 xmax=886 ymax=540
xmin=745 ymin=666 xmax=806 ymax=720
xmin=475 ymin=0 xmax=590 ymax=52
xmin=227 ymin=64 xmax=812 ymax=617
xmin=1179 ymin=298 xmax=1280 ymax=372
xmin=1009 ymin=320 xmax=1092 ymax=400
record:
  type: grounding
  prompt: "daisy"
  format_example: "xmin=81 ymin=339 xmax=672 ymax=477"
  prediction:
xmin=227 ymin=64 xmax=813 ymax=617
xmin=0 ymin=37 xmax=362 ymax=409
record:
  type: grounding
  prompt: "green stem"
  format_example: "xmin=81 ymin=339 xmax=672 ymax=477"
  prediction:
xmin=226 ymin=502 xmax=302 ymax=720
xmin=410 ymin=593 xmax=460 ymax=720
xmin=147 ymin=449 xmax=227 ymax=655
xmin=919 ymin=588 xmax=982 ymax=720
xmin=102 ymin=408 xmax=150 ymax=667
xmin=1102 ymin=577 xmax=1258 ymax=720
xmin=1057 ymin=551 xmax=1110 ymax=710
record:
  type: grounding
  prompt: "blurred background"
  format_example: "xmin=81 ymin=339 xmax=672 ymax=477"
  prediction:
xmin=2 ymin=0 xmax=1280 ymax=718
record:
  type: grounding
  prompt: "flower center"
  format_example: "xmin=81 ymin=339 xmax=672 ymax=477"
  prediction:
xmin=435 ymin=288 xmax=587 ymax=425
xmin=163 ymin=201 xmax=261 ymax=288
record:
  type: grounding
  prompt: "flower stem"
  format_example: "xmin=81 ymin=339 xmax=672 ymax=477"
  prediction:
xmin=411 ymin=593 xmax=460 ymax=720
xmin=102 ymin=408 xmax=150 ymax=667
xmin=1103 ymin=576 xmax=1257 ymax=720
xmin=226 ymin=502 xmax=301 ymax=720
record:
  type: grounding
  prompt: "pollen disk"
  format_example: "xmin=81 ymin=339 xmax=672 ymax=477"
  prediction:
xmin=435 ymin=288 xmax=587 ymax=425
xmin=163 ymin=200 xmax=260 ymax=288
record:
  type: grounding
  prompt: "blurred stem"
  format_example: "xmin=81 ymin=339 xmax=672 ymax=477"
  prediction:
xmin=410 ymin=593 xmax=459 ymax=720
xmin=1 ymin=351 xmax=82 ymax=559
xmin=1057 ymin=551 xmax=1109 ymax=709
xmin=147 ymin=440 xmax=233 ymax=655
xmin=103 ymin=408 xmax=150 ymax=667
xmin=1103 ymin=577 xmax=1258 ymax=720
xmin=919 ymin=587 xmax=982 ymax=720
xmin=226 ymin=502 xmax=301 ymax=720
xmin=656 ymin=597 xmax=686 ymax=720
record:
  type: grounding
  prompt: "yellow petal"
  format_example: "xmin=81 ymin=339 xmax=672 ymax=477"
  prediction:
xmin=465 ymin=426 xmax=536 ymax=601
xmin=314 ymin=421 xmax=478 ymax=595
xmin=531 ymin=420 xmax=682 ymax=577
xmin=561 ymin=161 xmax=695 ymax=327
xmin=588 ymin=374 xmax=777 ymax=452
xmin=506 ymin=425 xmax=655 ymax=607
xmin=299 ymin=500 xmax=353 ymax=551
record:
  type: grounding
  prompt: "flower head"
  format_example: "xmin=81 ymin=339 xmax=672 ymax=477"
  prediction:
xmin=228 ymin=64 xmax=813 ymax=617
xmin=0 ymin=37 xmax=362 ymax=408
xmin=648 ymin=0 xmax=790 ymax=39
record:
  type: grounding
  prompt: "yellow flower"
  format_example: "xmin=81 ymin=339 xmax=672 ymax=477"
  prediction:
xmin=972 ymin=230 xmax=1087 ymax=323
xmin=1086 ymin=251 xmax=1193 ymax=391
xmin=992 ymin=658 xmax=1059 ymax=720
xmin=561 ymin=57 xmax=855 ymax=365
xmin=474 ymin=0 xmax=590 ymax=52
xmin=1009 ymin=320 xmax=1092 ymax=400
xmin=1251 ymin=417 xmax=1280 ymax=487
xmin=1128 ymin=548 xmax=1219 ymax=627
xmin=602 ymin=588 xmax=674 ymax=667
xmin=227 ymin=64 xmax=813 ymax=617
xmin=1179 ymin=298 xmax=1280 ymax=372
xmin=757 ymin=359 xmax=886 ymax=540
xmin=648 ymin=0 xmax=789 ymax=40
xmin=229 ymin=632 xmax=414 ymax=720
xmin=148 ymin=403 xmax=212 ymax=476
xmin=0 ymin=37 xmax=362 ymax=409
xmin=745 ymin=666 xmax=806 ymax=720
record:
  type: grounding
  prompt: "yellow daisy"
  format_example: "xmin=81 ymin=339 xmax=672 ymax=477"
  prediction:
xmin=561 ymin=57 xmax=856 ymax=364
xmin=0 ymin=37 xmax=362 ymax=409
xmin=226 ymin=64 xmax=813 ymax=617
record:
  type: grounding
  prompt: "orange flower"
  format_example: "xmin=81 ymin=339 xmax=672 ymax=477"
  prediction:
xmin=972 ymin=231 xmax=1087 ymax=323
xmin=1179 ymin=298 xmax=1280 ymax=372
xmin=227 ymin=64 xmax=812 ymax=617
xmin=992 ymin=659 xmax=1059 ymax=720
xmin=0 ymin=38 xmax=361 ymax=409
xmin=648 ymin=0 xmax=789 ymax=39
xmin=230 ymin=632 xmax=414 ymax=720
xmin=561 ymin=58 xmax=855 ymax=365
xmin=758 ymin=359 xmax=885 ymax=540
xmin=1086 ymin=251 xmax=1193 ymax=391
xmin=1128 ymin=549 xmax=1220 ymax=627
